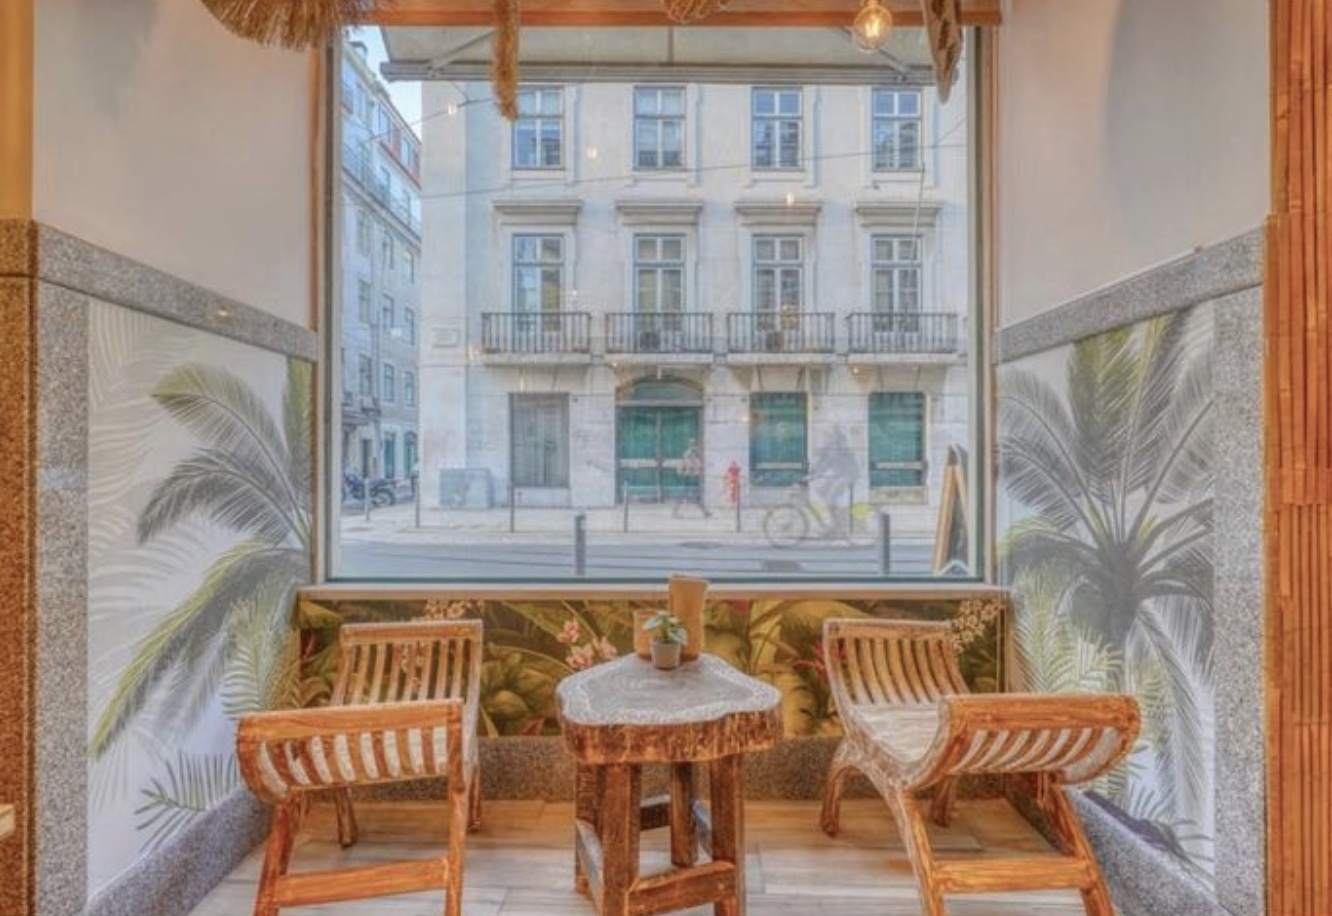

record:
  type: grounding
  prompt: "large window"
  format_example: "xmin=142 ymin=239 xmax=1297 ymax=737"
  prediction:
xmin=869 ymin=392 xmax=926 ymax=487
xmin=750 ymin=393 xmax=808 ymax=487
xmin=872 ymin=236 xmax=921 ymax=313
xmin=332 ymin=27 xmax=980 ymax=581
xmin=872 ymin=89 xmax=922 ymax=171
xmin=635 ymin=235 xmax=685 ymax=313
xmin=512 ymin=395 xmax=569 ymax=487
xmin=513 ymin=87 xmax=564 ymax=169
xmin=634 ymin=86 xmax=685 ymax=169
xmin=513 ymin=235 xmax=564 ymax=314
xmin=753 ymin=236 xmax=804 ymax=314
xmin=752 ymin=87 xmax=802 ymax=169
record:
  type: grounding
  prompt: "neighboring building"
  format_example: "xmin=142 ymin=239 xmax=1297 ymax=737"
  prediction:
xmin=339 ymin=41 xmax=422 ymax=483
xmin=418 ymin=75 xmax=972 ymax=536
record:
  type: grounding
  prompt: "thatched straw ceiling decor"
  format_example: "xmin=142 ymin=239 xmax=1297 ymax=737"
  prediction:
xmin=921 ymin=0 xmax=962 ymax=103
xmin=199 ymin=0 xmax=375 ymax=50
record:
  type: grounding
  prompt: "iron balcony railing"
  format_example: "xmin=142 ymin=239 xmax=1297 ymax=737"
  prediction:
xmin=341 ymin=142 xmax=422 ymax=237
xmin=481 ymin=312 xmax=592 ymax=354
xmin=605 ymin=312 xmax=714 ymax=354
xmin=726 ymin=311 xmax=836 ymax=354
xmin=846 ymin=312 xmax=960 ymax=355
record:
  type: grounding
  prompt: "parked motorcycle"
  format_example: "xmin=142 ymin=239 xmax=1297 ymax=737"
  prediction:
xmin=343 ymin=470 xmax=396 ymax=507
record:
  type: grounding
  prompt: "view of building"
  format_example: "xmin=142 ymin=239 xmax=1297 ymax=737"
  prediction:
xmin=339 ymin=40 xmax=422 ymax=485
xmin=417 ymin=73 xmax=972 ymax=542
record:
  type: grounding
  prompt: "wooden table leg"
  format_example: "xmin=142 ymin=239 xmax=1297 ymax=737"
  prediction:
xmin=601 ymin=763 xmax=642 ymax=916
xmin=574 ymin=764 xmax=600 ymax=895
xmin=669 ymin=761 xmax=697 ymax=867
xmin=709 ymin=754 xmax=744 ymax=916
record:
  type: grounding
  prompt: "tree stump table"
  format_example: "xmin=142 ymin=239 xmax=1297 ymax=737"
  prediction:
xmin=0 ymin=804 xmax=13 ymax=841
xmin=556 ymin=653 xmax=781 ymax=916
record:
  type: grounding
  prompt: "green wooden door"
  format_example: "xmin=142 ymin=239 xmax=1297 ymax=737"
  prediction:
xmin=616 ymin=406 xmax=700 ymax=503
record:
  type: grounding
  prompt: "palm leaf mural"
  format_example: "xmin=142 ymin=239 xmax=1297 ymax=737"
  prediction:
xmin=133 ymin=752 xmax=240 ymax=852
xmin=90 ymin=360 xmax=312 ymax=776
xmin=998 ymin=309 xmax=1215 ymax=871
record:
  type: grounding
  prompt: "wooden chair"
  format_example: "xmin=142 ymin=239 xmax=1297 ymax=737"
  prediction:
xmin=235 ymin=619 xmax=482 ymax=916
xmin=819 ymin=618 xmax=1140 ymax=916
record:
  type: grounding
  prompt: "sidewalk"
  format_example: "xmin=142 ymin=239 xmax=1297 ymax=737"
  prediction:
xmin=338 ymin=500 xmax=926 ymax=547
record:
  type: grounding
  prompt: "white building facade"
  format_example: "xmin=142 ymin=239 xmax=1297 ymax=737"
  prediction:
xmin=418 ymin=75 xmax=972 ymax=536
xmin=339 ymin=41 xmax=423 ymax=484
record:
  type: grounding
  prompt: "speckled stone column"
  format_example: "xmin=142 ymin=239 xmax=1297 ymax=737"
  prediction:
xmin=0 ymin=218 xmax=37 ymax=916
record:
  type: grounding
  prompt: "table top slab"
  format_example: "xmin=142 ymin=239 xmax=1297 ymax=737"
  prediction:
xmin=557 ymin=654 xmax=781 ymax=764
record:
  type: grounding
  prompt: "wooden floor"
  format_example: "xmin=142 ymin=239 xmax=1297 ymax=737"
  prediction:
xmin=189 ymin=798 xmax=1095 ymax=915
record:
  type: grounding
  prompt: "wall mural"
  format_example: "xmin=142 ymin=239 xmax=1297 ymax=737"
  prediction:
xmin=85 ymin=304 xmax=311 ymax=892
xmin=997 ymin=307 xmax=1215 ymax=877
xmin=295 ymin=595 xmax=1004 ymax=738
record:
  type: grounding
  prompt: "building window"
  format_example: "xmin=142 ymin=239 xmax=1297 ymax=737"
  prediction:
xmin=382 ymin=432 xmax=397 ymax=480
xmin=406 ymin=250 xmax=416 ymax=283
xmin=383 ymin=231 xmax=395 ymax=268
xmin=381 ymin=294 xmax=394 ymax=331
xmin=634 ymin=235 xmax=685 ymax=314
xmin=872 ymin=236 xmax=921 ymax=313
xmin=404 ymin=432 xmax=418 ymax=479
xmin=355 ymin=208 xmax=371 ymax=254
xmin=513 ymin=87 xmax=564 ymax=169
xmin=750 ymin=393 xmax=807 ymax=486
xmin=358 ymin=353 xmax=373 ymax=396
xmin=403 ymin=307 xmax=416 ymax=344
xmin=633 ymin=86 xmax=685 ymax=170
xmin=872 ymin=89 xmax=921 ymax=171
xmin=869 ymin=392 xmax=926 ymax=487
xmin=357 ymin=278 xmax=371 ymax=324
xmin=513 ymin=235 xmax=564 ymax=314
xmin=382 ymin=363 xmax=396 ymax=402
xmin=511 ymin=394 xmax=569 ymax=487
xmin=753 ymin=236 xmax=804 ymax=315
xmin=404 ymin=370 xmax=416 ymax=407
xmin=752 ymin=87 xmax=802 ymax=170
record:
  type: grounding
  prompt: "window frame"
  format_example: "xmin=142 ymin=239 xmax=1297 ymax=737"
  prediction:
xmin=751 ymin=87 xmax=803 ymax=171
xmin=633 ymin=85 xmax=686 ymax=171
xmin=868 ymin=391 xmax=927 ymax=488
xmin=871 ymin=235 xmax=922 ymax=314
xmin=634 ymin=234 xmax=686 ymax=314
xmin=512 ymin=86 xmax=566 ymax=170
xmin=871 ymin=88 xmax=923 ymax=172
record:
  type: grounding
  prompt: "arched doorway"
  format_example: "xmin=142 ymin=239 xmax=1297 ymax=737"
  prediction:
xmin=615 ymin=378 xmax=703 ymax=504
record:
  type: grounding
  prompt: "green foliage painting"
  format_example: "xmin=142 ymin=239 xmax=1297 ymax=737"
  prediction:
xmin=89 ymin=355 xmax=311 ymax=854
xmin=998 ymin=309 xmax=1215 ymax=875
xmin=295 ymin=594 xmax=1003 ymax=739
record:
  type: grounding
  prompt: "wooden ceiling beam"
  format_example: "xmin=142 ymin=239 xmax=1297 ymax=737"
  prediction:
xmin=361 ymin=0 xmax=1002 ymax=29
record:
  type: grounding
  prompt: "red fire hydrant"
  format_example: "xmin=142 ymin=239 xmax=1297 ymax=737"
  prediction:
xmin=725 ymin=460 xmax=741 ymax=505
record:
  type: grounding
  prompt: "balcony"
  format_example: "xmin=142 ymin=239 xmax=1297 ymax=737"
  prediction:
xmin=480 ymin=312 xmax=593 ymax=365
xmin=604 ymin=312 xmax=714 ymax=363
xmin=846 ymin=312 xmax=963 ymax=362
xmin=726 ymin=310 xmax=836 ymax=364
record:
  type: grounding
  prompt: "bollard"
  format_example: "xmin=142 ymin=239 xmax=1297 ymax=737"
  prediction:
xmin=734 ymin=484 xmax=742 ymax=534
xmin=878 ymin=512 xmax=892 ymax=576
xmin=509 ymin=483 xmax=516 ymax=533
xmin=623 ymin=483 xmax=630 ymax=533
xmin=574 ymin=513 xmax=587 ymax=576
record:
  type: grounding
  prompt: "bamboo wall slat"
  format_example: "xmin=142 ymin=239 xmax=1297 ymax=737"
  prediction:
xmin=1268 ymin=1 xmax=1332 ymax=913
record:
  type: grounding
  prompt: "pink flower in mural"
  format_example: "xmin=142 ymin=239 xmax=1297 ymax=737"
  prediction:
xmin=557 ymin=620 xmax=582 ymax=645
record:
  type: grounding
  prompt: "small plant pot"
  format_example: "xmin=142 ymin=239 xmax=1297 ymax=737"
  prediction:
xmin=650 ymin=639 xmax=683 ymax=670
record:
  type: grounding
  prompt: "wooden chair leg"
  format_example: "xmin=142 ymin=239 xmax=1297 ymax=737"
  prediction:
xmin=445 ymin=784 xmax=470 ymax=916
xmin=819 ymin=740 xmax=855 ymax=837
xmin=254 ymin=802 xmax=302 ymax=916
xmin=887 ymin=790 xmax=947 ymax=916
xmin=710 ymin=754 xmax=745 ymax=916
xmin=467 ymin=771 xmax=483 ymax=832
xmin=333 ymin=786 xmax=358 ymax=848
xmin=1039 ymin=779 xmax=1115 ymax=916
xmin=927 ymin=777 xmax=958 ymax=827
xmin=670 ymin=762 xmax=698 ymax=868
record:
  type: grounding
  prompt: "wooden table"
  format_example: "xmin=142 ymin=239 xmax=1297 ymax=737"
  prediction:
xmin=0 ymin=804 xmax=13 ymax=841
xmin=556 ymin=653 xmax=781 ymax=916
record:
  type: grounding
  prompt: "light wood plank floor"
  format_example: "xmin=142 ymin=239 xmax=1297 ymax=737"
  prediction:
xmin=189 ymin=798 xmax=1094 ymax=915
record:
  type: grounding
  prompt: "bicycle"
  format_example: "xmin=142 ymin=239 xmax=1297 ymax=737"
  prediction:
xmin=761 ymin=480 xmax=877 ymax=548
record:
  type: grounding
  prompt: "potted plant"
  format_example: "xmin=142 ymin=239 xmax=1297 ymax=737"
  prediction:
xmin=641 ymin=609 xmax=687 ymax=670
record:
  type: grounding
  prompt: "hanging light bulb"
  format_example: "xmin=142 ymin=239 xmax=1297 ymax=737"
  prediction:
xmin=851 ymin=0 xmax=894 ymax=52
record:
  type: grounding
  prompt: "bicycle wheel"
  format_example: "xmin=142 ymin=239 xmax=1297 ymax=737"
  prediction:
xmin=763 ymin=505 xmax=808 ymax=548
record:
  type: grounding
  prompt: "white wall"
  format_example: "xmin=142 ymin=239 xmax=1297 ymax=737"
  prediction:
xmin=995 ymin=0 xmax=1267 ymax=325
xmin=34 ymin=0 xmax=312 ymax=324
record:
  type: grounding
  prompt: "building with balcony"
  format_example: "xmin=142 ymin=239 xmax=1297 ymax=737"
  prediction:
xmin=339 ymin=40 xmax=422 ymax=483
xmin=417 ymin=68 xmax=972 ymax=525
